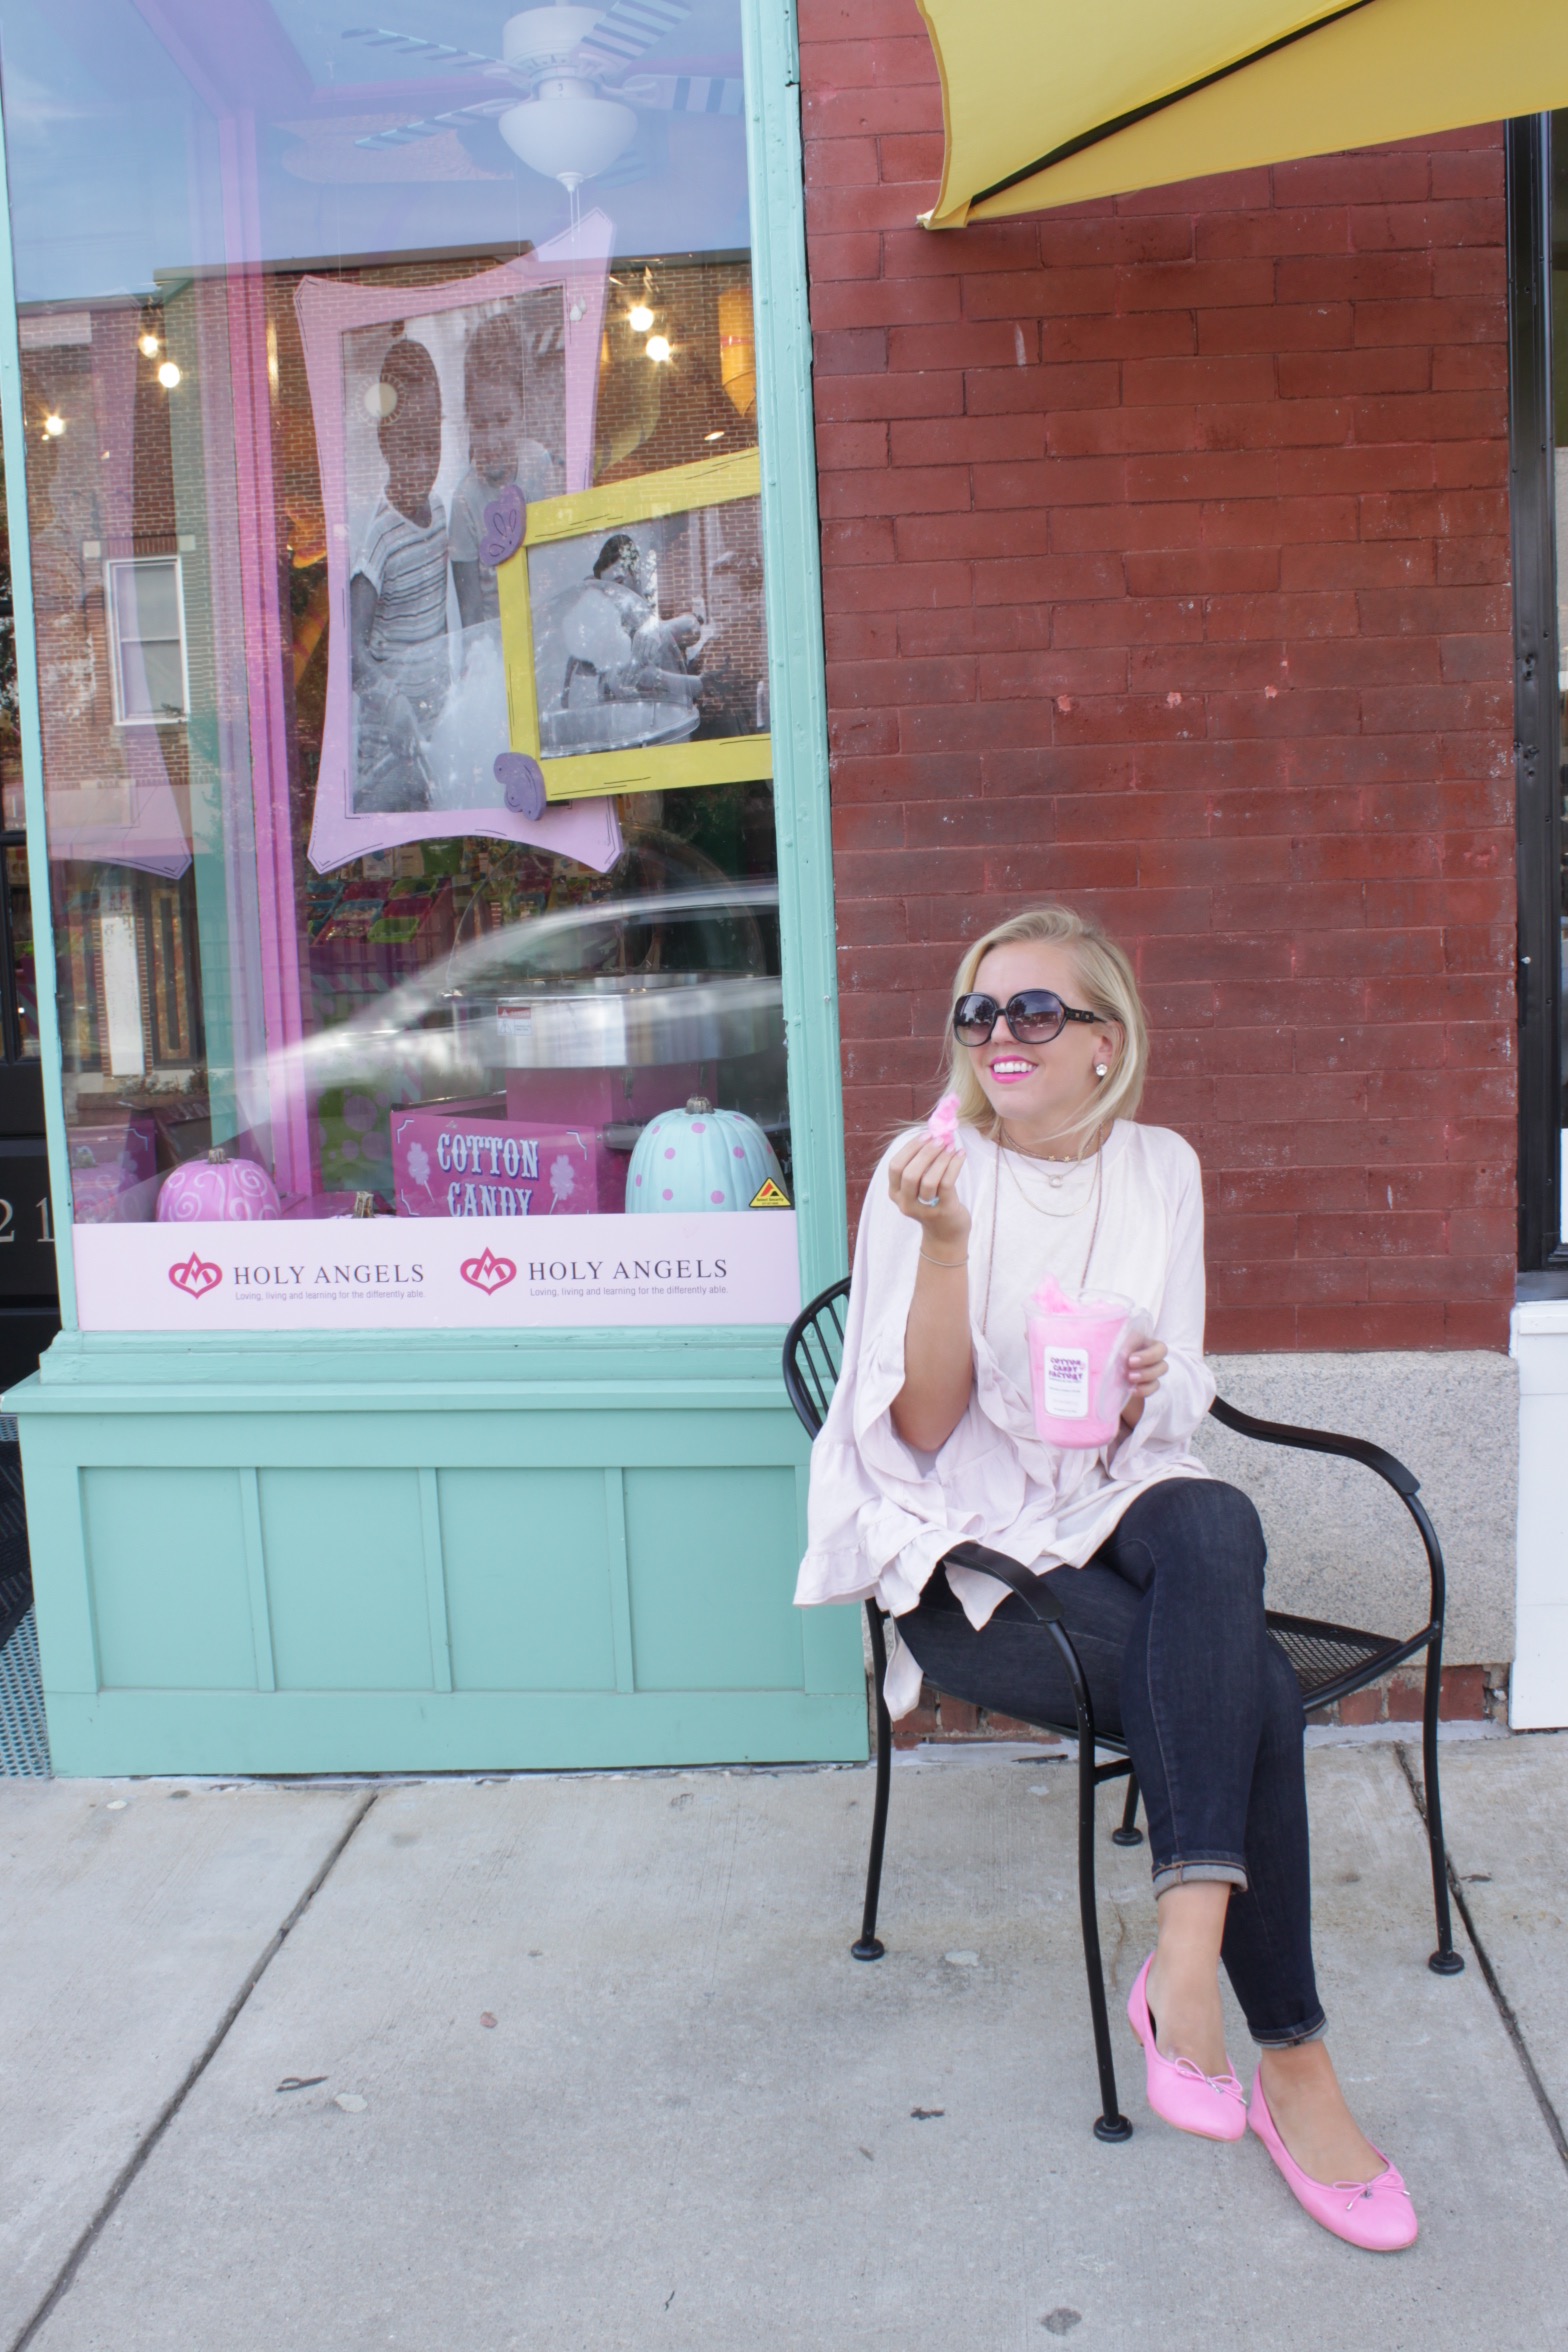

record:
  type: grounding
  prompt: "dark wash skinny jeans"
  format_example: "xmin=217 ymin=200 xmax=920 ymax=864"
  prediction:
xmin=899 ymin=1477 xmax=1326 ymax=2049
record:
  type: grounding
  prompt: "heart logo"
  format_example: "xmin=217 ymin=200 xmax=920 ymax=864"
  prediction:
xmin=494 ymin=752 xmax=547 ymax=821
xmin=480 ymin=484 xmax=526 ymax=567
xmin=460 ymin=1247 xmax=516 ymax=1296
xmin=168 ymin=1252 xmax=222 ymax=1299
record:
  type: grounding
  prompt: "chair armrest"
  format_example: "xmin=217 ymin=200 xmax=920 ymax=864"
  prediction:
xmin=1210 ymin=1393 xmax=1448 ymax=1648
xmin=940 ymin=1540 xmax=1063 ymax=1623
xmin=1208 ymin=1394 xmax=1420 ymax=1501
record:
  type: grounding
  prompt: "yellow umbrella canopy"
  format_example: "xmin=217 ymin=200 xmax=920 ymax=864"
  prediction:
xmin=917 ymin=0 xmax=1568 ymax=228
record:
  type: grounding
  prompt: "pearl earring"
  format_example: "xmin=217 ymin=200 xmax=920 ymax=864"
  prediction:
xmin=1094 ymin=1062 xmax=1109 ymax=1078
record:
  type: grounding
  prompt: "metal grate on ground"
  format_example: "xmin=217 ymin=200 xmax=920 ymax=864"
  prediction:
xmin=0 ymin=1610 xmax=50 ymax=1777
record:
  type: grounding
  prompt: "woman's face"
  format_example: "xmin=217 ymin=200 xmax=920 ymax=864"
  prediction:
xmin=964 ymin=939 xmax=1122 ymax=1140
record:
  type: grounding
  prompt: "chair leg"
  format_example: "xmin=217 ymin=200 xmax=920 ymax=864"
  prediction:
xmin=1419 ymin=1631 xmax=1464 ymax=1976
xmin=1048 ymin=1622 xmax=1132 ymax=2142
xmin=1111 ymin=1771 xmax=1143 ymax=1847
xmin=853 ymin=1603 xmax=892 ymax=1961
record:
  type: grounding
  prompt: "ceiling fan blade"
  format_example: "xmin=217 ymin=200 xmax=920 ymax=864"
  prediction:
xmin=341 ymin=25 xmax=502 ymax=72
xmin=354 ymin=94 xmax=513 ymax=150
xmin=577 ymin=0 xmax=691 ymax=68
xmin=617 ymin=71 xmax=742 ymax=115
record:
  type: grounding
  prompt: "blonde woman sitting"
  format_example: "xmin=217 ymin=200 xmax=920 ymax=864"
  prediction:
xmin=797 ymin=904 xmax=1416 ymax=2254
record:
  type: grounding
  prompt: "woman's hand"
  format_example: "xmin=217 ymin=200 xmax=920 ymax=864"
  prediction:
xmin=886 ymin=1134 xmax=970 ymax=1256
xmin=1120 ymin=1339 xmax=1168 ymax=1430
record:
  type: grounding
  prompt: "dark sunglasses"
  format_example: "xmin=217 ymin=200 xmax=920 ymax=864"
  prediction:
xmin=952 ymin=989 xmax=1100 ymax=1046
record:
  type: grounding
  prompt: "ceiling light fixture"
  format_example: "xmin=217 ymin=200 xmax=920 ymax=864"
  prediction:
xmin=494 ymin=12 xmax=637 ymax=195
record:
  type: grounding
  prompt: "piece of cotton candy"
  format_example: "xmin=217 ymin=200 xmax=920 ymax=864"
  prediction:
xmin=1029 ymin=1271 xmax=1074 ymax=1317
xmin=926 ymin=1093 xmax=960 ymax=1150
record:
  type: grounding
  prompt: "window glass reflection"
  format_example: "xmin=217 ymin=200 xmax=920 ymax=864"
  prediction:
xmin=0 ymin=0 xmax=792 ymax=1299
xmin=4 ymin=846 xmax=38 ymax=1061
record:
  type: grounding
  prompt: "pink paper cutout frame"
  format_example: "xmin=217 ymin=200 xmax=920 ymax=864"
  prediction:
xmin=295 ymin=212 xmax=621 ymax=879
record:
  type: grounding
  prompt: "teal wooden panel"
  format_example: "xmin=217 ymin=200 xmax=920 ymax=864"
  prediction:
xmin=624 ymin=1465 xmax=804 ymax=1691
xmin=82 ymin=1468 xmax=253 ymax=1690
xmin=41 ymin=1686 xmax=871 ymax=1777
xmin=438 ymin=1467 xmax=617 ymax=1692
xmin=16 ymin=1446 xmax=99 ymax=1695
xmin=259 ymin=1468 xmax=431 ymax=1690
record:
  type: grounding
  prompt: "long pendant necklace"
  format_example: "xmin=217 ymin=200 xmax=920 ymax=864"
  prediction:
xmin=981 ymin=1123 xmax=1106 ymax=1338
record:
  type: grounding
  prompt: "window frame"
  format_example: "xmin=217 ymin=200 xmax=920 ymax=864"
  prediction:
xmin=103 ymin=551 xmax=190 ymax=729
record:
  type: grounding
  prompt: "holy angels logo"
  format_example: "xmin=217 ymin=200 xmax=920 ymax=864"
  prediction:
xmin=459 ymin=1247 xmax=516 ymax=1296
xmin=168 ymin=1251 xmax=223 ymax=1299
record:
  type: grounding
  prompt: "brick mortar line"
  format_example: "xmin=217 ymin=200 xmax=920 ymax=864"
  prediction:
xmin=1393 ymin=1746 xmax=1568 ymax=2169
xmin=7 ymin=1790 xmax=379 ymax=2352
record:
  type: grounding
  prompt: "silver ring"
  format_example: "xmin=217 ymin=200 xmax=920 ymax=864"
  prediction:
xmin=916 ymin=1193 xmax=941 ymax=1208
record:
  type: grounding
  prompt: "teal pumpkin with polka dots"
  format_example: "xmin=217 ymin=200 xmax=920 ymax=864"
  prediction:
xmin=625 ymin=1097 xmax=785 ymax=1214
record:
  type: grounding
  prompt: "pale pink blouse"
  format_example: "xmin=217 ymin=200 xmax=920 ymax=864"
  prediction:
xmin=795 ymin=1119 xmax=1216 ymax=1718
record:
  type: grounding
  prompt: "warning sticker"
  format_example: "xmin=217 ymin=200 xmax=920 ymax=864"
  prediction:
xmin=749 ymin=1177 xmax=792 ymax=1208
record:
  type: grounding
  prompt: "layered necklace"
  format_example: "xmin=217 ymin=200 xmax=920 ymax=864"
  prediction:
xmin=981 ymin=1116 xmax=1109 ymax=1337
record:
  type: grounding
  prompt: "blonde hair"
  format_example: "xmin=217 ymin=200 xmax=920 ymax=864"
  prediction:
xmin=940 ymin=904 xmax=1148 ymax=1146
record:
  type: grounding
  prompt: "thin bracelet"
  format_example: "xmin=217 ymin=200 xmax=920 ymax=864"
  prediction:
xmin=919 ymin=1250 xmax=968 ymax=1269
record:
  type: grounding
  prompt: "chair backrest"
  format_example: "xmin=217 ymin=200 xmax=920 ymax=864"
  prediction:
xmin=782 ymin=1276 xmax=851 ymax=1438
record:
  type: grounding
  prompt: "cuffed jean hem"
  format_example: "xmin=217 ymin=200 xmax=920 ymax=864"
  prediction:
xmin=1151 ymin=1860 xmax=1250 ymax=1899
xmin=1250 ymin=2011 xmax=1329 ymax=2050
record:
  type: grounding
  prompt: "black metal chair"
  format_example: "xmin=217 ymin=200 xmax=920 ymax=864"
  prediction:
xmin=783 ymin=1277 xmax=1462 ymax=2142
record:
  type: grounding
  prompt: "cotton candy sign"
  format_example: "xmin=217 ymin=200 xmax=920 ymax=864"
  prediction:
xmin=390 ymin=1110 xmax=617 ymax=1218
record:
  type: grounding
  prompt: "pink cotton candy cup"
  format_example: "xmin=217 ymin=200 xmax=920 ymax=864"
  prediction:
xmin=926 ymin=1093 xmax=960 ymax=1150
xmin=1026 ymin=1278 xmax=1137 ymax=1447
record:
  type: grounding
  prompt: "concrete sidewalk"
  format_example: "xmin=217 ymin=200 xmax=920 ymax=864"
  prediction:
xmin=1 ymin=1737 xmax=1564 ymax=2352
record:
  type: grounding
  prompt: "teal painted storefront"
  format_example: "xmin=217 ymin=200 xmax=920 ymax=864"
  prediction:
xmin=0 ymin=0 xmax=868 ymax=1775
xmin=18 ymin=1334 xmax=862 ymax=1775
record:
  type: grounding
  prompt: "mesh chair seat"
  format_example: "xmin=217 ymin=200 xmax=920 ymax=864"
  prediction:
xmin=1267 ymin=1615 xmax=1413 ymax=1709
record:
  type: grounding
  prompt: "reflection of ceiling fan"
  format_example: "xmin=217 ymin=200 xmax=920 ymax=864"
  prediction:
xmin=342 ymin=4 xmax=742 ymax=193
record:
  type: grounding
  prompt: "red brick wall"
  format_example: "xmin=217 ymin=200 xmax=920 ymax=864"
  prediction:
xmin=800 ymin=0 xmax=1516 ymax=1352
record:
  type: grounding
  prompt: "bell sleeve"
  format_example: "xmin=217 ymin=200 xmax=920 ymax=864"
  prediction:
xmin=1108 ymin=1133 xmax=1216 ymax=1478
xmin=794 ymin=1134 xmax=999 ymax=1614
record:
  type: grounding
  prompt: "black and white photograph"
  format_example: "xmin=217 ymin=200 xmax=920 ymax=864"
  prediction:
xmin=341 ymin=286 xmax=567 ymax=816
xmin=524 ymin=491 xmax=769 ymax=764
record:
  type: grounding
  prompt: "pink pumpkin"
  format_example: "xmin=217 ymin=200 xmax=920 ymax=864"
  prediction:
xmin=156 ymin=1149 xmax=281 ymax=1224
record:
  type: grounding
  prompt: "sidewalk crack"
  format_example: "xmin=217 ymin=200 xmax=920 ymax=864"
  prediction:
xmin=1395 ymin=1745 xmax=1568 ymax=2170
xmin=7 ymin=1790 xmax=378 ymax=2352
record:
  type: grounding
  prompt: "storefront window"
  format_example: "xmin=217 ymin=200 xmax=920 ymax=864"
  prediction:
xmin=0 ymin=0 xmax=797 ymax=1332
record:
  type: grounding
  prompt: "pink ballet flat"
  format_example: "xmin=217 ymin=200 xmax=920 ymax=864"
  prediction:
xmin=1126 ymin=1954 xmax=1246 ymax=2141
xmin=1248 ymin=2072 xmax=1418 ymax=2252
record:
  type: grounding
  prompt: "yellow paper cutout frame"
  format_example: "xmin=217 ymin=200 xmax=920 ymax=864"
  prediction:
xmin=496 ymin=447 xmax=772 ymax=802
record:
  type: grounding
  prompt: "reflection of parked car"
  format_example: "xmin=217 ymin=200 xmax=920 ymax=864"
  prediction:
xmin=263 ymin=881 xmax=783 ymax=1109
